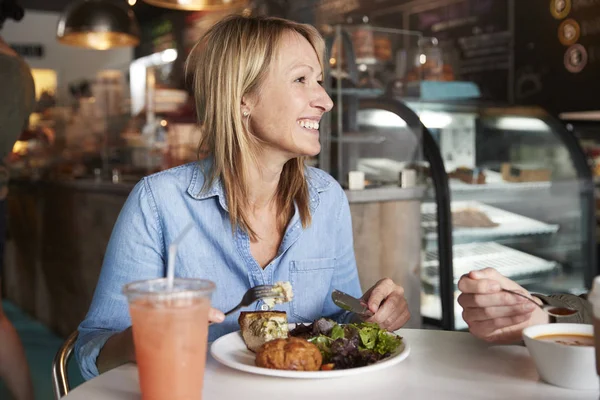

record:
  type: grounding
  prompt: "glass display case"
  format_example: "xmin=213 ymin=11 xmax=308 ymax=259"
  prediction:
xmin=410 ymin=101 xmax=596 ymax=329
xmin=343 ymin=98 xmax=596 ymax=330
xmin=559 ymin=111 xmax=600 ymax=247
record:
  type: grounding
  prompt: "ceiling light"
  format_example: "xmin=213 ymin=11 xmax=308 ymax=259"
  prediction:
xmin=141 ymin=0 xmax=247 ymax=11
xmin=57 ymin=0 xmax=140 ymax=50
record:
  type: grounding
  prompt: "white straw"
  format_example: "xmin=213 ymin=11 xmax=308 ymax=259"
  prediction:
xmin=166 ymin=222 xmax=194 ymax=290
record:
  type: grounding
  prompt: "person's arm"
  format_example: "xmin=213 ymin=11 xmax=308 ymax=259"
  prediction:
xmin=95 ymin=328 xmax=135 ymax=375
xmin=75 ymin=179 xmax=165 ymax=380
xmin=0 ymin=54 xmax=35 ymax=161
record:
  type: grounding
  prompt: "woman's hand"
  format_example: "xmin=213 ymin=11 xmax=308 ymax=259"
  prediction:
xmin=457 ymin=268 xmax=549 ymax=343
xmin=361 ymin=278 xmax=410 ymax=331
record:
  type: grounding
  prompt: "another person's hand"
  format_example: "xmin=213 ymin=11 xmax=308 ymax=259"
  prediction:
xmin=457 ymin=268 xmax=549 ymax=343
xmin=361 ymin=278 xmax=410 ymax=331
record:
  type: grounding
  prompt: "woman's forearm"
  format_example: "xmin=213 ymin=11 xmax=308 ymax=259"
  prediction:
xmin=96 ymin=327 xmax=135 ymax=375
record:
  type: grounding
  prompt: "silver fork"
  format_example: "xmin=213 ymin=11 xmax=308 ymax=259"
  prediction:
xmin=224 ymin=285 xmax=284 ymax=316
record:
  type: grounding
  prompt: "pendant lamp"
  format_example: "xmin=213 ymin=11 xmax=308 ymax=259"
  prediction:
xmin=57 ymin=0 xmax=140 ymax=50
xmin=141 ymin=0 xmax=247 ymax=11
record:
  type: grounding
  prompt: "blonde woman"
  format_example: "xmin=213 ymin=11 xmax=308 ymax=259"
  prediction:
xmin=76 ymin=15 xmax=410 ymax=380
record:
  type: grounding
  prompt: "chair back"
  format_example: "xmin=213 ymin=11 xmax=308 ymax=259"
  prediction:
xmin=52 ymin=331 xmax=79 ymax=399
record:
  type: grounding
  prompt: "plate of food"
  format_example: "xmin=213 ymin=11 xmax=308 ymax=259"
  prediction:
xmin=210 ymin=311 xmax=410 ymax=379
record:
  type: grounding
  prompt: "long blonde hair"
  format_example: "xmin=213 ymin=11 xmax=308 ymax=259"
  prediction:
xmin=186 ymin=15 xmax=325 ymax=240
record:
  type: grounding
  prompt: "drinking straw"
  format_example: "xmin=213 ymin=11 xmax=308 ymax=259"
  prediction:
xmin=166 ymin=222 xmax=194 ymax=290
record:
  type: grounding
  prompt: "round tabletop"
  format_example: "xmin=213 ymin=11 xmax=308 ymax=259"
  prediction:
xmin=64 ymin=329 xmax=598 ymax=400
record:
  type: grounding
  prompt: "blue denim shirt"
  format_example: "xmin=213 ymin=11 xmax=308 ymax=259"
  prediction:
xmin=75 ymin=160 xmax=362 ymax=380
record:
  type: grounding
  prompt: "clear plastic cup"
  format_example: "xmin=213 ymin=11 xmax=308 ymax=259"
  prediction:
xmin=589 ymin=276 xmax=600 ymax=384
xmin=123 ymin=278 xmax=215 ymax=400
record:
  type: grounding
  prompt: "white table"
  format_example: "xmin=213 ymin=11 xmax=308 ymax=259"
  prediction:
xmin=64 ymin=329 xmax=598 ymax=400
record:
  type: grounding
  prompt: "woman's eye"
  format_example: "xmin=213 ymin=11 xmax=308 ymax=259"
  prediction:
xmin=295 ymin=76 xmax=306 ymax=83
xmin=317 ymin=80 xmax=324 ymax=86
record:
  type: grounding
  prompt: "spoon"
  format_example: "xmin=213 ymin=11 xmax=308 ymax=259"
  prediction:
xmin=502 ymin=288 xmax=579 ymax=318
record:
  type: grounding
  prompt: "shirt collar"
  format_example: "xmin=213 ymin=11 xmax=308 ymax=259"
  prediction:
xmin=305 ymin=166 xmax=332 ymax=213
xmin=187 ymin=158 xmax=332 ymax=213
xmin=187 ymin=159 xmax=228 ymax=210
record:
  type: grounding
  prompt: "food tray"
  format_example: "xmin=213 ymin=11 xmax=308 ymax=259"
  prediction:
xmin=449 ymin=169 xmax=552 ymax=192
xmin=421 ymin=242 xmax=558 ymax=289
xmin=422 ymin=201 xmax=559 ymax=240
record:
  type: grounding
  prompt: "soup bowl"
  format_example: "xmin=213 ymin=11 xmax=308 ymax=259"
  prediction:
xmin=522 ymin=323 xmax=597 ymax=390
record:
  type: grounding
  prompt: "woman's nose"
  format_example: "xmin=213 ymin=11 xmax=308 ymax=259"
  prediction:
xmin=311 ymin=85 xmax=334 ymax=113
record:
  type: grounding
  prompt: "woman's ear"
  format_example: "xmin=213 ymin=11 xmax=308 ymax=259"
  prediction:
xmin=241 ymin=95 xmax=253 ymax=117
xmin=241 ymin=91 xmax=258 ymax=108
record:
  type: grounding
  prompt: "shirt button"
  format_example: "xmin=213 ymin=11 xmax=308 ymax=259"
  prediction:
xmin=261 ymin=304 xmax=269 ymax=311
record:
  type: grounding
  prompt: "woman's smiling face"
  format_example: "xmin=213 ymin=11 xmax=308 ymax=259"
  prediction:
xmin=243 ymin=30 xmax=334 ymax=163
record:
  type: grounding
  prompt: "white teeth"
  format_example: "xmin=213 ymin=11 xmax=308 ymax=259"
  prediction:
xmin=298 ymin=120 xmax=319 ymax=130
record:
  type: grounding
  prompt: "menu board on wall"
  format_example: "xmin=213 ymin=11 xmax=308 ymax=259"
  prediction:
xmin=407 ymin=0 xmax=511 ymax=102
xmin=514 ymin=0 xmax=600 ymax=113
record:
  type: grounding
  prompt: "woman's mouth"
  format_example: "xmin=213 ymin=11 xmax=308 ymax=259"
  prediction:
xmin=297 ymin=119 xmax=320 ymax=131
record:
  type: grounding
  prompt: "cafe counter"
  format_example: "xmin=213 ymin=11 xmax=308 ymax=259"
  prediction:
xmin=2 ymin=178 xmax=424 ymax=337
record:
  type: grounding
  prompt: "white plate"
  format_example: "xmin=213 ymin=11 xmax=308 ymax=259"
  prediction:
xmin=210 ymin=326 xmax=410 ymax=379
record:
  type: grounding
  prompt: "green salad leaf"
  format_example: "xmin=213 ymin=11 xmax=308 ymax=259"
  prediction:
xmin=330 ymin=324 xmax=345 ymax=340
xmin=357 ymin=322 xmax=379 ymax=350
xmin=290 ymin=318 xmax=403 ymax=370
xmin=310 ymin=335 xmax=332 ymax=356
xmin=375 ymin=328 xmax=402 ymax=355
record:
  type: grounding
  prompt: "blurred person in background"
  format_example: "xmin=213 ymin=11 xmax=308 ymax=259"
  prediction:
xmin=0 ymin=0 xmax=35 ymax=399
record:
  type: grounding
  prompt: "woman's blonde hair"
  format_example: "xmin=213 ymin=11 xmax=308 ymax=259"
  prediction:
xmin=186 ymin=15 xmax=325 ymax=240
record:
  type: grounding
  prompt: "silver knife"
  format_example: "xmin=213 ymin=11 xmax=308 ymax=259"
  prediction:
xmin=332 ymin=289 xmax=373 ymax=317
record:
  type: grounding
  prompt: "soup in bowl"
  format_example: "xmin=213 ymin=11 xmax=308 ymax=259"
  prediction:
xmin=534 ymin=333 xmax=593 ymax=347
xmin=523 ymin=323 xmax=597 ymax=390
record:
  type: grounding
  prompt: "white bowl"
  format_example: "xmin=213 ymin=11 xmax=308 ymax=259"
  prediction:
xmin=523 ymin=323 xmax=598 ymax=390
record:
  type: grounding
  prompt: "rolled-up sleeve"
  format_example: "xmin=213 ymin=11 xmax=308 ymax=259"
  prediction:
xmin=75 ymin=178 xmax=165 ymax=380
xmin=322 ymin=186 xmax=362 ymax=324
